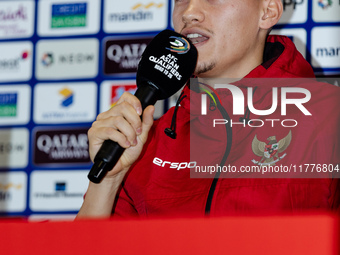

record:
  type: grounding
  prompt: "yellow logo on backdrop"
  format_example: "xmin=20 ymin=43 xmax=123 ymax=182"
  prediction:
xmin=0 ymin=183 xmax=22 ymax=190
xmin=132 ymin=2 xmax=164 ymax=10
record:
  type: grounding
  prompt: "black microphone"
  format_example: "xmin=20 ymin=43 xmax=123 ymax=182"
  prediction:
xmin=88 ymin=30 xmax=198 ymax=183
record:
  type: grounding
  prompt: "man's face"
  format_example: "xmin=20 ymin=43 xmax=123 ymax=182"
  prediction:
xmin=173 ymin=0 xmax=263 ymax=78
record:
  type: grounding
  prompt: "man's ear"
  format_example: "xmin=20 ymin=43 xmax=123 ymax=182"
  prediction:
xmin=259 ymin=0 xmax=283 ymax=30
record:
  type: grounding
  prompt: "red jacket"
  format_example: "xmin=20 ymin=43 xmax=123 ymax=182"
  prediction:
xmin=112 ymin=35 xmax=340 ymax=217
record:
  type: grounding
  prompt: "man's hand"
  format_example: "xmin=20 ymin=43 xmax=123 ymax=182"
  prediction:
xmin=76 ymin=92 xmax=154 ymax=219
xmin=88 ymin=91 xmax=154 ymax=179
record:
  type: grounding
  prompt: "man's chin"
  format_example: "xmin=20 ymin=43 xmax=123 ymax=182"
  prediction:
xmin=194 ymin=62 xmax=216 ymax=77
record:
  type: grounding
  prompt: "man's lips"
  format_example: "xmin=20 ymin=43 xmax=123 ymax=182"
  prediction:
xmin=185 ymin=33 xmax=209 ymax=45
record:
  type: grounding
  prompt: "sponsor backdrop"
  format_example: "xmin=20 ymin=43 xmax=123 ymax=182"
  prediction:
xmin=0 ymin=0 xmax=339 ymax=219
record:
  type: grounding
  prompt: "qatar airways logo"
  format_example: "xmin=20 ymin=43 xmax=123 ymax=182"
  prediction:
xmin=201 ymin=84 xmax=311 ymax=128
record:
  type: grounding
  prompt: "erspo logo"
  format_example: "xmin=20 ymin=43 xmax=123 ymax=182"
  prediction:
xmin=166 ymin=36 xmax=190 ymax=54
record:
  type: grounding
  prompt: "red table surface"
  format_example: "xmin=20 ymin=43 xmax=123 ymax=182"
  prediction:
xmin=0 ymin=213 xmax=339 ymax=255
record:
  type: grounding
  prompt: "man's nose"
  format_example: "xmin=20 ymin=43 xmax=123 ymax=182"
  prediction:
xmin=182 ymin=0 xmax=205 ymax=25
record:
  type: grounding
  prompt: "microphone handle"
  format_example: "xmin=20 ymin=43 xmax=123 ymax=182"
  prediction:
xmin=87 ymin=85 xmax=159 ymax=183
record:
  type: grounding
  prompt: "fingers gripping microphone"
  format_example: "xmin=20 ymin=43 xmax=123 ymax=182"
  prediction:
xmin=88 ymin=30 xmax=198 ymax=183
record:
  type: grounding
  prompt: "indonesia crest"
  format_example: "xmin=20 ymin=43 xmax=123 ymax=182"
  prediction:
xmin=251 ymin=130 xmax=292 ymax=166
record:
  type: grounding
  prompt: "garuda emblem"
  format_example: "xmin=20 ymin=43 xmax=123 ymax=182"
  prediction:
xmin=251 ymin=130 xmax=292 ymax=166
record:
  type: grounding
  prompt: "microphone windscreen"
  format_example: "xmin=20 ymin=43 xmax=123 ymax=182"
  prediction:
xmin=136 ymin=30 xmax=197 ymax=100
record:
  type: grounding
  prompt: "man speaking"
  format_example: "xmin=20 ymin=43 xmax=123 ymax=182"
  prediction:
xmin=77 ymin=0 xmax=340 ymax=218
